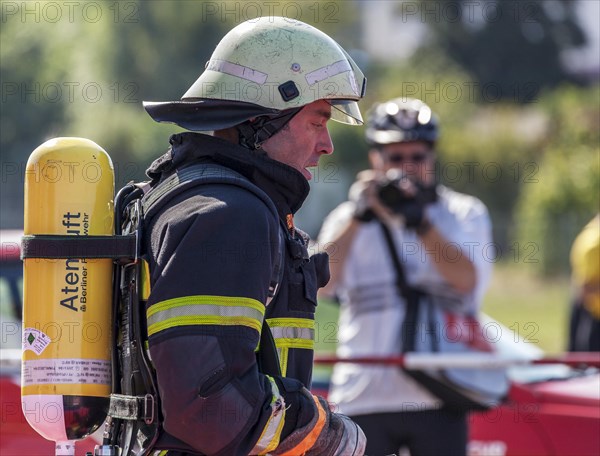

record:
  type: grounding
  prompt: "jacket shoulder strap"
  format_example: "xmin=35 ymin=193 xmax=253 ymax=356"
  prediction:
xmin=142 ymin=163 xmax=276 ymax=220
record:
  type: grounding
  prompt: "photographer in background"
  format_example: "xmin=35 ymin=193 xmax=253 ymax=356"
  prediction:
xmin=317 ymin=98 xmax=493 ymax=456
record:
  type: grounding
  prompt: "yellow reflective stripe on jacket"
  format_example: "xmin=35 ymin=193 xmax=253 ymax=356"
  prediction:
xmin=277 ymin=348 xmax=290 ymax=377
xmin=266 ymin=318 xmax=315 ymax=376
xmin=147 ymin=295 xmax=264 ymax=337
xmin=140 ymin=259 xmax=152 ymax=301
xmin=267 ymin=318 xmax=315 ymax=350
xmin=251 ymin=376 xmax=286 ymax=454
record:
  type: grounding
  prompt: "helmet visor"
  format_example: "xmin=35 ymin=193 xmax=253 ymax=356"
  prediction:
xmin=329 ymin=100 xmax=363 ymax=125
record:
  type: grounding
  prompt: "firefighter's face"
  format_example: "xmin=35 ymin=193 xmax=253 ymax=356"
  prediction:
xmin=261 ymin=100 xmax=334 ymax=180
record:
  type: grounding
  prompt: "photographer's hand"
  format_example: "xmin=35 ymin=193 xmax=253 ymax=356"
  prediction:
xmin=392 ymin=177 xmax=475 ymax=292
xmin=393 ymin=176 xmax=428 ymax=228
xmin=349 ymin=170 xmax=396 ymax=225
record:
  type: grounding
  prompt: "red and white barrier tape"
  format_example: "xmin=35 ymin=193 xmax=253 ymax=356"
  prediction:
xmin=314 ymin=352 xmax=600 ymax=369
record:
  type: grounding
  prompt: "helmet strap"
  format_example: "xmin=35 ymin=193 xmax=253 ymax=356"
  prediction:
xmin=237 ymin=108 xmax=302 ymax=150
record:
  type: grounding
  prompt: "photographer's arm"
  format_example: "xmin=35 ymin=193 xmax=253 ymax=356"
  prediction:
xmin=318 ymin=217 xmax=361 ymax=298
xmin=417 ymin=219 xmax=477 ymax=294
xmin=318 ymin=171 xmax=392 ymax=299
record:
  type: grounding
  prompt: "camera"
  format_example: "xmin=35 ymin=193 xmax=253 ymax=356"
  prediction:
xmin=376 ymin=170 xmax=437 ymax=226
xmin=377 ymin=171 xmax=414 ymax=213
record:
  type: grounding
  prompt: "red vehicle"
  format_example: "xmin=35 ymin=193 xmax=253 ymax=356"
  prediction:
xmin=312 ymin=319 xmax=600 ymax=456
xmin=0 ymin=230 xmax=98 ymax=456
xmin=467 ymin=340 xmax=600 ymax=456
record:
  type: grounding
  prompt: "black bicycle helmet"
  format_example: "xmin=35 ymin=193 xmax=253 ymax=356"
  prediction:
xmin=365 ymin=97 xmax=438 ymax=146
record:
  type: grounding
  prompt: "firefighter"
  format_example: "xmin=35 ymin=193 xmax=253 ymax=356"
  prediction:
xmin=140 ymin=17 xmax=367 ymax=455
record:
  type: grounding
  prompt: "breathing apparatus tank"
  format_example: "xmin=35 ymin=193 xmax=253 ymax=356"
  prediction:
xmin=22 ymin=138 xmax=114 ymax=455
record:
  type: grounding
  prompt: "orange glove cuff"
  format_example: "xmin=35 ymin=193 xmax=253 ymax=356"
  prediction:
xmin=278 ymin=395 xmax=326 ymax=456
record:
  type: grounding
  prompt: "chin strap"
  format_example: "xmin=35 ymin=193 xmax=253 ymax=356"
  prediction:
xmin=237 ymin=108 xmax=303 ymax=150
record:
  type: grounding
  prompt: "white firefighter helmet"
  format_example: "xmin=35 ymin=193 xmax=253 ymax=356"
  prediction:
xmin=144 ymin=16 xmax=366 ymax=132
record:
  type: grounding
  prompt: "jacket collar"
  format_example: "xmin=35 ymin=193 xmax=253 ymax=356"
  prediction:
xmin=146 ymin=132 xmax=310 ymax=218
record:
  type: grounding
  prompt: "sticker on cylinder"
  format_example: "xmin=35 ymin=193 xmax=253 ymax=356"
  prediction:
xmin=23 ymin=358 xmax=111 ymax=386
xmin=22 ymin=328 xmax=51 ymax=355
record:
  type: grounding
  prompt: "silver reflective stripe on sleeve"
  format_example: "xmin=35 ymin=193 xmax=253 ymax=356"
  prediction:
xmin=147 ymin=295 xmax=265 ymax=337
xmin=266 ymin=318 xmax=315 ymax=375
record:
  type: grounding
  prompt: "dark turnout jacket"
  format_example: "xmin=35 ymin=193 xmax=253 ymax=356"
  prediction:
xmin=143 ymin=132 xmax=328 ymax=455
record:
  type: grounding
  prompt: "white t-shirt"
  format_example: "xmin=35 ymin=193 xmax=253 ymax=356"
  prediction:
xmin=317 ymin=185 xmax=493 ymax=416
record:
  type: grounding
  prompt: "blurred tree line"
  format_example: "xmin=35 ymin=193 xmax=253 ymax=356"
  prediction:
xmin=1 ymin=0 xmax=598 ymax=276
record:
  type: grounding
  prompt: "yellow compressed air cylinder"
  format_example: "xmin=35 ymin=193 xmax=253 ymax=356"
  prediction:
xmin=22 ymin=137 xmax=114 ymax=447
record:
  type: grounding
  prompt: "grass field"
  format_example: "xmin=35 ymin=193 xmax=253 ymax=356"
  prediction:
xmin=314 ymin=262 xmax=572 ymax=356
xmin=480 ymin=263 xmax=571 ymax=353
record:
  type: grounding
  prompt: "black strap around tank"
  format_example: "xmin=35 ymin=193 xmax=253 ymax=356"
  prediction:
xmin=20 ymin=234 xmax=137 ymax=260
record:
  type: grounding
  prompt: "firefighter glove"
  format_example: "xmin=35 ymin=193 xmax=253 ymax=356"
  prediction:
xmin=273 ymin=390 xmax=366 ymax=456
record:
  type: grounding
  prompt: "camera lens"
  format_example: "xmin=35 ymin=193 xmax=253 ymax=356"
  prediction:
xmin=378 ymin=177 xmax=413 ymax=213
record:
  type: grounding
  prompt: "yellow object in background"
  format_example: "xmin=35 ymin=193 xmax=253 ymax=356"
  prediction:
xmin=571 ymin=214 xmax=600 ymax=319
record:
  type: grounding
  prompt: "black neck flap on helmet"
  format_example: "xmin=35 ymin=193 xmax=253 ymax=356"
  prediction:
xmin=143 ymin=99 xmax=280 ymax=132
xmin=143 ymin=98 xmax=302 ymax=150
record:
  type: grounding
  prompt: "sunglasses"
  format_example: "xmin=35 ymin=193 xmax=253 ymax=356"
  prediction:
xmin=385 ymin=152 xmax=429 ymax=164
